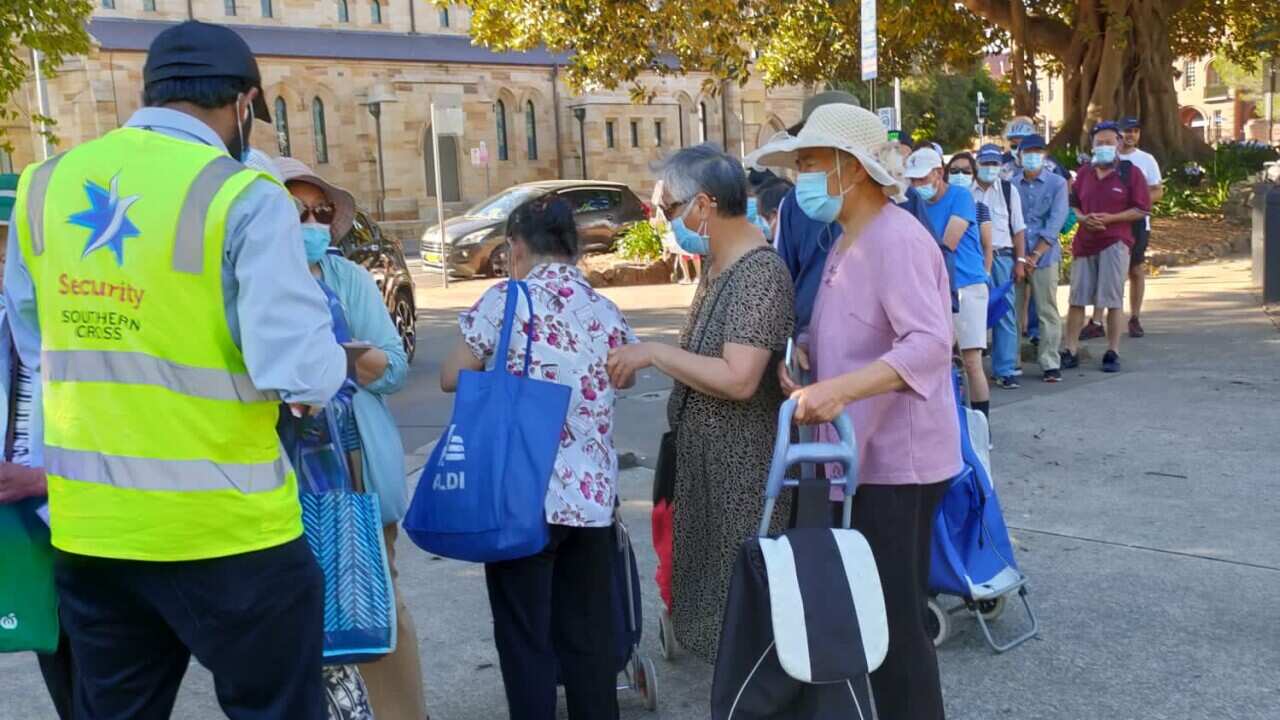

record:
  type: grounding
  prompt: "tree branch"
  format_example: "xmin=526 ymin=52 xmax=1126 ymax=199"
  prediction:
xmin=959 ymin=0 xmax=1074 ymax=57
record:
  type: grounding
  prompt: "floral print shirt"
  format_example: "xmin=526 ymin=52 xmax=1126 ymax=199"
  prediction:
xmin=459 ymin=263 xmax=637 ymax=527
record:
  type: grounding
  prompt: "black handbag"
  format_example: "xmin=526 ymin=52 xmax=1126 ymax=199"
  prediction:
xmin=651 ymin=248 xmax=763 ymax=505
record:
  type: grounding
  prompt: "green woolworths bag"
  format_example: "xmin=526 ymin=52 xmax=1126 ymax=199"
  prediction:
xmin=0 ymin=499 xmax=59 ymax=653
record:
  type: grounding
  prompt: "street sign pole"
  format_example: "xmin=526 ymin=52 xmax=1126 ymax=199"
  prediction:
xmin=861 ymin=0 xmax=878 ymax=87
xmin=430 ymin=102 xmax=448 ymax=289
xmin=893 ymin=78 xmax=902 ymax=131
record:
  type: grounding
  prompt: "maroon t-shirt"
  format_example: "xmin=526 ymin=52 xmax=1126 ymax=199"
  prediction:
xmin=1070 ymin=161 xmax=1152 ymax=257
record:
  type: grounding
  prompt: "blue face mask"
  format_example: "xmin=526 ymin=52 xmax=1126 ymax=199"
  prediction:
xmin=914 ymin=183 xmax=937 ymax=202
xmin=1092 ymin=145 xmax=1117 ymax=165
xmin=670 ymin=205 xmax=710 ymax=256
xmin=746 ymin=197 xmax=772 ymax=237
xmin=1021 ymin=152 xmax=1045 ymax=171
xmin=795 ymin=171 xmax=843 ymax=224
xmin=977 ymin=166 xmax=1001 ymax=184
xmin=301 ymin=223 xmax=332 ymax=263
xmin=948 ymin=173 xmax=973 ymax=189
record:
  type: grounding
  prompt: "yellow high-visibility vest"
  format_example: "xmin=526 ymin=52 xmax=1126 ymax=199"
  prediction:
xmin=14 ymin=128 xmax=302 ymax=561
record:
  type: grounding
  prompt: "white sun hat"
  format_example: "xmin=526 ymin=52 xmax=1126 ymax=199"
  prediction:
xmin=744 ymin=129 xmax=794 ymax=170
xmin=753 ymin=103 xmax=906 ymax=201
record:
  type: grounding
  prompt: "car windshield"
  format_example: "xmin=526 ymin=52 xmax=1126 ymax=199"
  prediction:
xmin=464 ymin=188 xmax=543 ymax=220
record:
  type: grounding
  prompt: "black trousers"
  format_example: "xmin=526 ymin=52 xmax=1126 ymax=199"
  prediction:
xmin=54 ymin=537 xmax=324 ymax=720
xmin=36 ymin=629 xmax=75 ymax=720
xmin=850 ymin=482 xmax=950 ymax=720
xmin=484 ymin=525 xmax=619 ymax=720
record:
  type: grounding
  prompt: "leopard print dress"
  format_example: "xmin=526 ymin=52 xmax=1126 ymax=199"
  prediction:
xmin=667 ymin=246 xmax=795 ymax=664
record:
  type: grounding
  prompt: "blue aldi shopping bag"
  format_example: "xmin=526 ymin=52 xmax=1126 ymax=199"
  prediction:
xmin=404 ymin=280 xmax=572 ymax=563
xmin=0 ymin=499 xmax=59 ymax=654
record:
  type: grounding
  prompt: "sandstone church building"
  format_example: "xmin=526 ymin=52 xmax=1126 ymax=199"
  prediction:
xmin=2 ymin=1 xmax=810 ymax=223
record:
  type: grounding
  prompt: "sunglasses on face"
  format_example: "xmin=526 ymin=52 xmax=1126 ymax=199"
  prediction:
xmin=949 ymin=167 xmax=974 ymax=175
xmin=298 ymin=204 xmax=336 ymax=224
xmin=660 ymin=199 xmax=686 ymax=219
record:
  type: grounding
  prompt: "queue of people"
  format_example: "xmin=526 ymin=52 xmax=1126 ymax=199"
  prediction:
xmin=0 ymin=18 xmax=1162 ymax=720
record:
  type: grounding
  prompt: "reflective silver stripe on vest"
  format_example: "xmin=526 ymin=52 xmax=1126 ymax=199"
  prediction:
xmin=46 ymin=446 xmax=290 ymax=493
xmin=174 ymin=156 xmax=247 ymax=274
xmin=26 ymin=153 xmax=66 ymax=256
xmin=43 ymin=349 xmax=278 ymax=403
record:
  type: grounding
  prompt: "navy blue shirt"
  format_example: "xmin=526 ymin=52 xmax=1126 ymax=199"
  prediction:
xmin=776 ymin=187 xmax=932 ymax=332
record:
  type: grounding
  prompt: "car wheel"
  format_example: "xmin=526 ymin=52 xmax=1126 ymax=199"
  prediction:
xmin=487 ymin=244 xmax=510 ymax=278
xmin=392 ymin=290 xmax=417 ymax=364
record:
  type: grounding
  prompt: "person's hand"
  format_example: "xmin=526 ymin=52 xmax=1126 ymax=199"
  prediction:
xmin=288 ymin=403 xmax=323 ymax=418
xmin=790 ymin=379 xmax=848 ymax=425
xmin=607 ymin=342 xmax=657 ymax=388
xmin=1082 ymin=214 xmax=1107 ymax=231
xmin=1014 ymin=261 xmax=1027 ymax=283
xmin=777 ymin=344 xmax=810 ymax=394
xmin=0 ymin=463 xmax=47 ymax=504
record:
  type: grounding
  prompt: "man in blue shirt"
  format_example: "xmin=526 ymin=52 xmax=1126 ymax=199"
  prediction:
xmin=1011 ymin=133 xmax=1069 ymax=382
xmin=905 ymin=146 xmax=992 ymax=420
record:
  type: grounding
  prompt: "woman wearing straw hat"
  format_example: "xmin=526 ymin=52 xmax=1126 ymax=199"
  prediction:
xmin=757 ymin=104 xmax=961 ymax=719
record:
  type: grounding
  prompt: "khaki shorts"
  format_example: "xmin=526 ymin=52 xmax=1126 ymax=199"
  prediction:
xmin=1069 ymin=242 xmax=1130 ymax=309
xmin=953 ymin=282 xmax=989 ymax=351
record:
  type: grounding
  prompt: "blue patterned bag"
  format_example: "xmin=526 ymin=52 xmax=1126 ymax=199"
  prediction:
xmin=280 ymin=279 xmax=396 ymax=665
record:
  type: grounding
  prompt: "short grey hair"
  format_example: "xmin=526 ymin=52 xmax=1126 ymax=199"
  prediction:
xmin=657 ymin=143 xmax=748 ymax=217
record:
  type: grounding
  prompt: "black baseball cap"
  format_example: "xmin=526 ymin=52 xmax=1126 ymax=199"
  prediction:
xmin=144 ymin=21 xmax=270 ymax=122
xmin=1120 ymin=117 xmax=1142 ymax=130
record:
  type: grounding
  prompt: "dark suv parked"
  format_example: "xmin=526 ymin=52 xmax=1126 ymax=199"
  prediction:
xmin=420 ymin=180 xmax=650 ymax=278
xmin=335 ymin=210 xmax=418 ymax=363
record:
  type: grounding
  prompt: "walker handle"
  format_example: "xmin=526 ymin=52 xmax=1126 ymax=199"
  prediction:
xmin=758 ymin=398 xmax=859 ymax=536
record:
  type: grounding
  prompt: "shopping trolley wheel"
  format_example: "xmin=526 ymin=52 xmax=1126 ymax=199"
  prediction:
xmin=977 ymin=596 xmax=1007 ymax=621
xmin=634 ymin=654 xmax=659 ymax=711
xmin=925 ymin=599 xmax=950 ymax=647
xmin=658 ymin=610 xmax=680 ymax=660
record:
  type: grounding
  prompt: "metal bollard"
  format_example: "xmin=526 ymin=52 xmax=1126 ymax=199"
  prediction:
xmin=1251 ymin=182 xmax=1280 ymax=303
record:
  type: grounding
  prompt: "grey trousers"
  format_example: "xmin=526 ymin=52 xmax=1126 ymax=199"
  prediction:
xmin=1016 ymin=261 xmax=1063 ymax=371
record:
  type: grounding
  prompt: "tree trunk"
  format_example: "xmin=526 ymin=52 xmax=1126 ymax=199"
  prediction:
xmin=1007 ymin=1 xmax=1036 ymax=116
xmin=964 ymin=0 xmax=1211 ymax=165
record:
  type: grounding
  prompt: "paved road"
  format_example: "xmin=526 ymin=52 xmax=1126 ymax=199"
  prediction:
xmin=3 ymin=258 xmax=1278 ymax=719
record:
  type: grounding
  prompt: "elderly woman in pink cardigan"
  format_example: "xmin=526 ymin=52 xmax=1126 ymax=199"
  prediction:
xmin=758 ymin=104 xmax=961 ymax=720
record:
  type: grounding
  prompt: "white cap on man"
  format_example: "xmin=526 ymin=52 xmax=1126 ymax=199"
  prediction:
xmin=903 ymin=148 xmax=943 ymax=179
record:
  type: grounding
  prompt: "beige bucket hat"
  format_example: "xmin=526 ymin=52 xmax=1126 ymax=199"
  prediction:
xmin=754 ymin=103 xmax=907 ymax=201
xmin=274 ymin=156 xmax=357 ymax=241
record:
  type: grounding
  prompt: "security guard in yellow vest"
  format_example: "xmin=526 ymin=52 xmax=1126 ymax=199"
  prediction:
xmin=4 ymin=22 xmax=346 ymax=718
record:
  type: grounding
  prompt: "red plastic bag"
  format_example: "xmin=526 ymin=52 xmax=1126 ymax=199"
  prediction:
xmin=651 ymin=499 xmax=674 ymax=611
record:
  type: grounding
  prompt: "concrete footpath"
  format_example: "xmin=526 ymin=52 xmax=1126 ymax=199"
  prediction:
xmin=3 ymin=258 xmax=1278 ymax=719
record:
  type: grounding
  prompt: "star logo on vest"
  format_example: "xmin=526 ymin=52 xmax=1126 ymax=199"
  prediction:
xmin=68 ymin=173 xmax=141 ymax=266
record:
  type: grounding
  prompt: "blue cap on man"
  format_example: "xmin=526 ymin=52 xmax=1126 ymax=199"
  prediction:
xmin=1018 ymin=133 xmax=1047 ymax=152
xmin=1120 ymin=117 xmax=1142 ymax=130
xmin=1091 ymin=120 xmax=1122 ymax=137
xmin=976 ymin=144 xmax=1004 ymax=164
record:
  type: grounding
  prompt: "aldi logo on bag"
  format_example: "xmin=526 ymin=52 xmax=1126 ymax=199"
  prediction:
xmin=432 ymin=426 xmax=466 ymax=491
xmin=0 ymin=613 xmax=17 ymax=631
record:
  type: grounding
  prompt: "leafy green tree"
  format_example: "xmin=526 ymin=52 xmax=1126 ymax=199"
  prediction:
xmin=1 ymin=0 xmax=93 ymax=153
xmin=1213 ymin=52 xmax=1278 ymax=124
xmin=836 ymin=65 xmax=1013 ymax=151
xmin=904 ymin=67 xmax=1013 ymax=151
xmin=456 ymin=0 xmax=1280 ymax=164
